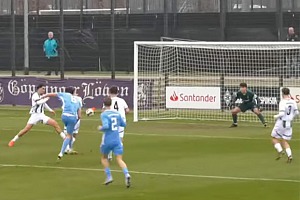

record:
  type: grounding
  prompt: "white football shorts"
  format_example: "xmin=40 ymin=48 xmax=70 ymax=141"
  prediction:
xmin=271 ymin=121 xmax=292 ymax=141
xmin=27 ymin=113 xmax=50 ymax=125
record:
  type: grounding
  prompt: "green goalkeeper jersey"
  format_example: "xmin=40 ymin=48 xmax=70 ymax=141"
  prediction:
xmin=235 ymin=90 xmax=255 ymax=104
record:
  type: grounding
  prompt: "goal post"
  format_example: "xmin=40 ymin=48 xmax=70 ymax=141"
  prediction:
xmin=133 ymin=41 xmax=300 ymax=122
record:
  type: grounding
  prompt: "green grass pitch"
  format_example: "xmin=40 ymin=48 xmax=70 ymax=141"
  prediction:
xmin=0 ymin=107 xmax=299 ymax=200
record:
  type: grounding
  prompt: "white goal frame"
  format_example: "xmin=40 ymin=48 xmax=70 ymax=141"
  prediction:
xmin=134 ymin=41 xmax=300 ymax=122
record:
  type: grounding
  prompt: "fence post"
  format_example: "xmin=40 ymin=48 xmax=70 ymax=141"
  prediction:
xmin=80 ymin=0 xmax=83 ymax=31
xmin=276 ymin=0 xmax=283 ymax=41
xmin=11 ymin=0 xmax=16 ymax=77
xmin=126 ymin=0 xmax=129 ymax=29
xmin=163 ymin=0 xmax=168 ymax=37
xmin=220 ymin=0 xmax=227 ymax=41
xmin=111 ymin=0 xmax=116 ymax=79
xmin=60 ymin=0 xmax=65 ymax=79
xmin=24 ymin=0 xmax=29 ymax=75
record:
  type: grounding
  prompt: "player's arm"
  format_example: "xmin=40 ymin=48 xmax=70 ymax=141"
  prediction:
xmin=293 ymin=101 xmax=299 ymax=118
xmin=35 ymin=97 xmax=50 ymax=105
xmin=99 ymin=114 xmax=109 ymax=131
xmin=77 ymin=107 xmax=82 ymax=120
xmin=42 ymin=93 xmax=58 ymax=98
xmin=44 ymin=103 xmax=54 ymax=113
xmin=124 ymin=100 xmax=130 ymax=114
xmin=119 ymin=115 xmax=127 ymax=128
xmin=230 ymin=92 xmax=238 ymax=108
xmin=274 ymin=101 xmax=285 ymax=119
xmin=248 ymin=91 xmax=255 ymax=102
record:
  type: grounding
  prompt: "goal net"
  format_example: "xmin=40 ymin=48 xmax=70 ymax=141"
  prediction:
xmin=133 ymin=41 xmax=300 ymax=122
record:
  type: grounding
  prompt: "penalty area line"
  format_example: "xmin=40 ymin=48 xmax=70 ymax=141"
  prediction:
xmin=3 ymin=128 xmax=298 ymax=141
xmin=0 ymin=164 xmax=299 ymax=183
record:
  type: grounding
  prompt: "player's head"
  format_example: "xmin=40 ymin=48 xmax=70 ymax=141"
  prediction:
xmin=103 ymin=97 xmax=112 ymax=109
xmin=109 ymin=86 xmax=119 ymax=97
xmin=36 ymin=84 xmax=46 ymax=94
xmin=282 ymin=87 xmax=290 ymax=98
xmin=239 ymin=83 xmax=247 ymax=94
xmin=65 ymin=87 xmax=75 ymax=95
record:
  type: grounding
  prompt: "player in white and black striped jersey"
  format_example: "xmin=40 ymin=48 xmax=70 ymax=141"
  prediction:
xmin=271 ymin=87 xmax=299 ymax=163
xmin=8 ymin=84 xmax=66 ymax=147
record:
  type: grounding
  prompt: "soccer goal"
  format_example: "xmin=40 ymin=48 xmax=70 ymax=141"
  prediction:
xmin=133 ymin=41 xmax=300 ymax=122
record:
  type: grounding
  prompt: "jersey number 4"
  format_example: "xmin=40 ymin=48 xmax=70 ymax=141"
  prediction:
xmin=114 ymin=102 xmax=119 ymax=111
xmin=111 ymin=117 xmax=118 ymax=131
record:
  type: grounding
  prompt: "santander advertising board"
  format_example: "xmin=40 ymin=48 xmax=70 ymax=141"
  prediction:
xmin=166 ymin=87 xmax=221 ymax=109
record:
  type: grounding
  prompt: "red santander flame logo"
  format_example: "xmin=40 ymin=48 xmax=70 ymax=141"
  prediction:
xmin=170 ymin=91 xmax=179 ymax=101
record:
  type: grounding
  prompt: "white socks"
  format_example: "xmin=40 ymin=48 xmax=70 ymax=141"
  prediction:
xmin=274 ymin=143 xmax=283 ymax=153
xmin=12 ymin=135 xmax=19 ymax=142
xmin=285 ymin=148 xmax=292 ymax=157
xmin=60 ymin=132 xmax=66 ymax=139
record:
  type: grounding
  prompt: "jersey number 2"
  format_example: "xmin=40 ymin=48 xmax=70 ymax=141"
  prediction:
xmin=111 ymin=117 xmax=118 ymax=131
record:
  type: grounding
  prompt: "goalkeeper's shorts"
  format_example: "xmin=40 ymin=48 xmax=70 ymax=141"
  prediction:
xmin=239 ymin=103 xmax=257 ymax=113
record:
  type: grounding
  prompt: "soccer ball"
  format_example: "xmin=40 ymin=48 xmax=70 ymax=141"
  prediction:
xmin=86 ymin=108 xmax=95 ymax=116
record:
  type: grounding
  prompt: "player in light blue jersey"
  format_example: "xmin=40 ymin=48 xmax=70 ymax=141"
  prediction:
xmin=99 ymin=97 xmax=131 ymax=188
xmin=42 ymin=87 xmax=81 ymax=159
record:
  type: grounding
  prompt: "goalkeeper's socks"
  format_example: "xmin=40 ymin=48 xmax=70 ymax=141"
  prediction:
xmin=257 ymin=114 xmax=265 ymax=124
xmin=232 ymin=114 xmax=238 ymax=124
xmin=274 ymin=143 xmax=283 ymax=153
xmin=60 ymin=137 xmax=71 ymax=155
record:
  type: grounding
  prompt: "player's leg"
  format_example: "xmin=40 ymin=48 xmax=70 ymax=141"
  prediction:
xmin=114 ymin=144 xmax=131 ymax=188
xmin=101 ymin=145 xmax=113 ymax=185
xmin=8 ymin=123 xmax=34 ymax=147
xmin=58 ymin=116 xmax=76 ymax=159
xmin=65 ymin=120 xmax=80 ymax=154
xmin=8 ymin=115 xmax=40 ymax=147
xmin=230 ymin=107 xmax=241 ymax=127
xmin=281 ymin=140 xmax=292 ymax=163
xmin=252 ymin=107 xmax=267 ymax=127
xmin=45 ymin=116 xmax=66 ymax=139
xmin=271 ymin=126 xmax=285 ymax=160
xmin=281 ymin=129 xmax=293 ymax=163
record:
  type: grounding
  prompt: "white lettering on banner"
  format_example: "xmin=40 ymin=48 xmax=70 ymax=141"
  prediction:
xmin=281 ymin=87 xmax=300 ymax=104
xmin=166 ymin=87 xmax=221 ymax=109
xmin=259 ymin=97 xmax=277 ymax=105
xmin=6 ymin=79 xmax=130 ymax=104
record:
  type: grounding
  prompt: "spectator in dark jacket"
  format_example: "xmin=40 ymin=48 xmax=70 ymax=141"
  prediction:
xmin=287 ymin=27 xmax=298 ymax=41
xmin=286 ymin=27 xmax=299 ymax=78
xmin=44 ymin=32 xmax=59 ymax=76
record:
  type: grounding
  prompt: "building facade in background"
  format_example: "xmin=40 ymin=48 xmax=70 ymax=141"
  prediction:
xmin=1 ymin=0 xmax=298 ymax=15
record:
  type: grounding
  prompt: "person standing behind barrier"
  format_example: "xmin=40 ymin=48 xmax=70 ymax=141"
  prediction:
xmin=44 ymin=32 xmax=59 ymax=76
xmin=286 ymin=27 xmax=299 ymax=78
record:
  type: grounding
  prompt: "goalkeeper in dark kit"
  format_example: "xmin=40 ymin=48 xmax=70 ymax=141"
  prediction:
xmin=230 ymin=83 xmax=267 ymax=128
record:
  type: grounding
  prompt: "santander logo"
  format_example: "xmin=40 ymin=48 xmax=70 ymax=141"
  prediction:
xmin=170 ymin=91 xmax=179 ymax=101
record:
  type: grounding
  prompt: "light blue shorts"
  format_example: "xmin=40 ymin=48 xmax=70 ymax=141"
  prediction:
xmin=62 ymin=115 xmax=77 ymax=135
xmin=100 ymin=143 xmax=123 ymax=156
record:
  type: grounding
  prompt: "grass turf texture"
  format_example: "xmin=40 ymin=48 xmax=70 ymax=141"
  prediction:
xmin=0 ymin=107 xmax=299 ymax=200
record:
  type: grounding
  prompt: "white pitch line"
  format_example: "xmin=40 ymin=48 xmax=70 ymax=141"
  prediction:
xmin=0 ymin=164 xmax=299 ymax=183
xmin=1 ymin=128 xmax=285 ymax=141
xmin=2 ymin=128 xmax=300 ymax=141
